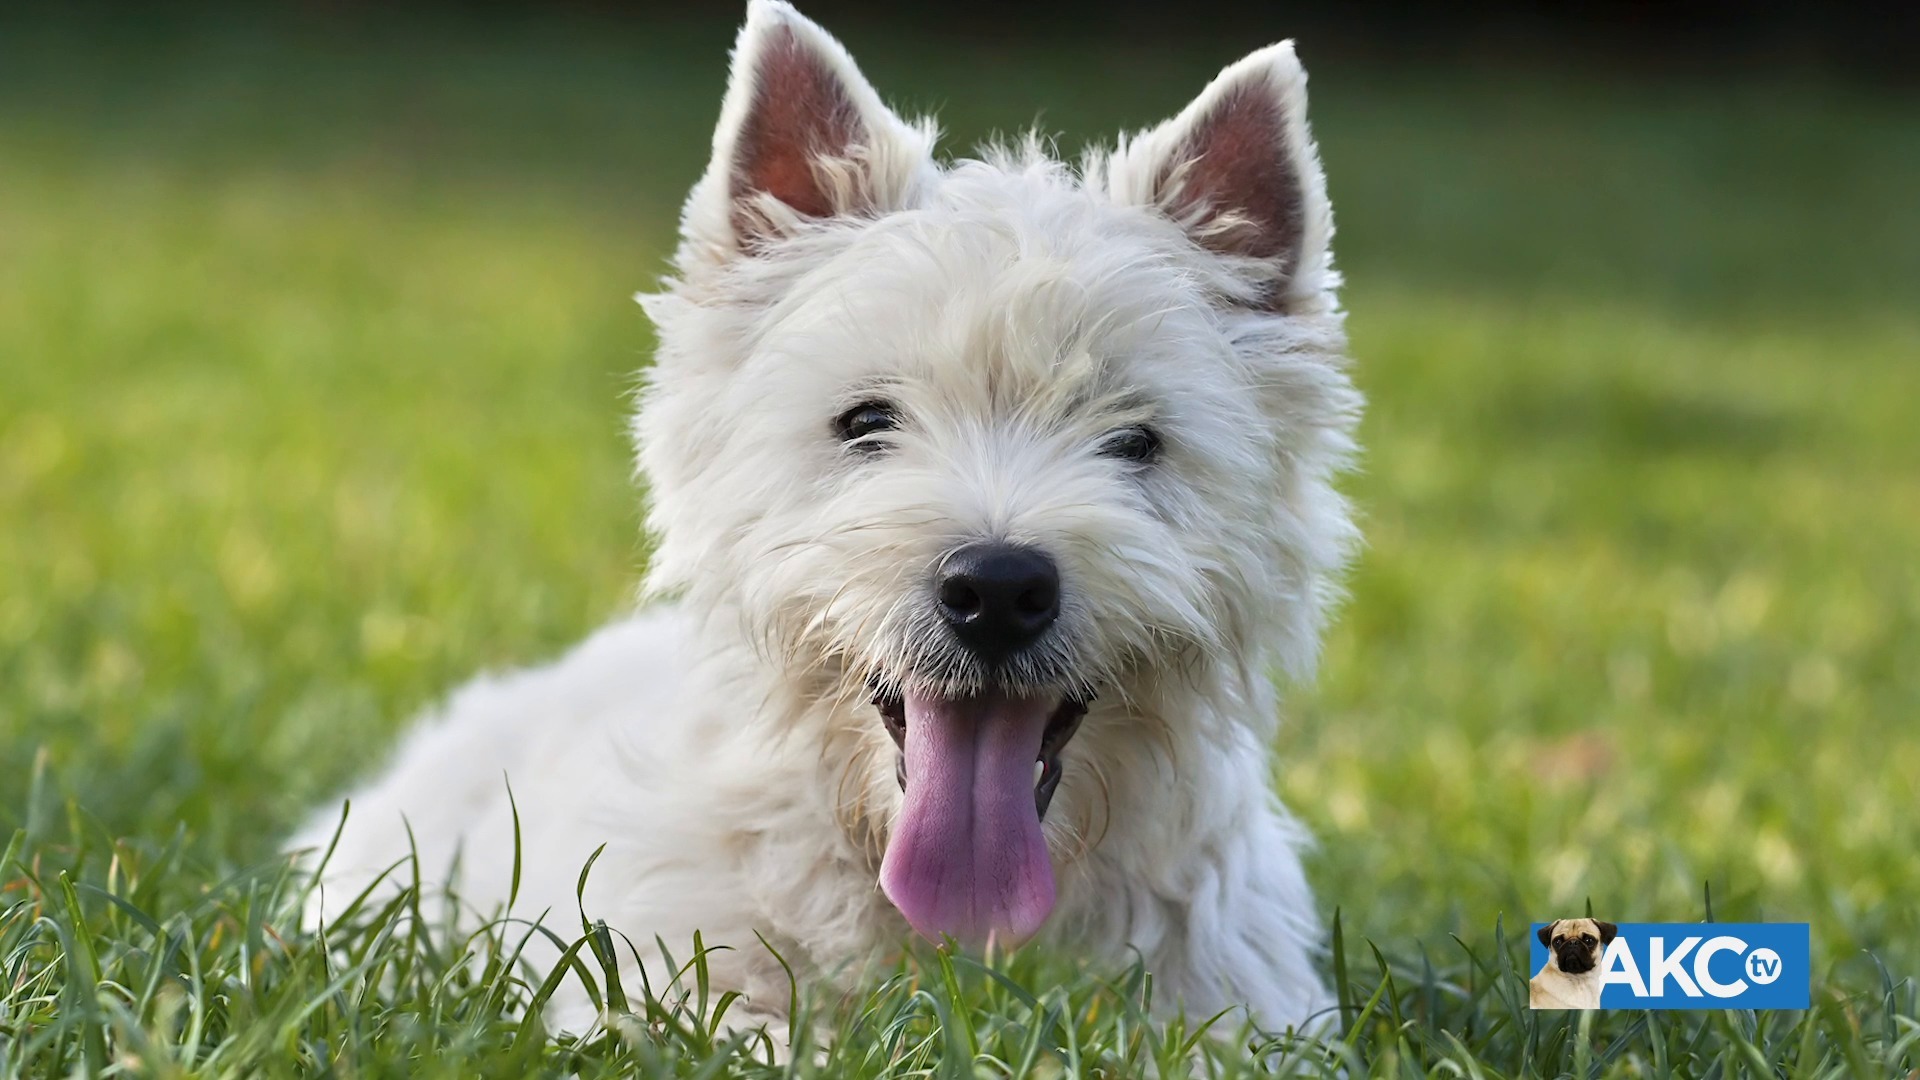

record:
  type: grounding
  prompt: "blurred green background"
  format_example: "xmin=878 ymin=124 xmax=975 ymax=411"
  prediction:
xmin=2 ymin=4 xmax=1917 ymax=988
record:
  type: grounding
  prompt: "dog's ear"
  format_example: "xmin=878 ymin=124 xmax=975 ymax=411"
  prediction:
xmin=1107 ymin=41 xmax=1334 ymax=312
xmin=1596 ymin=921 xmax=1618 ymax=945
xmin=676 ymin=0 xmax=933 ymax=272
xmin=1537 ymin=922 xmax=1555 ymax=948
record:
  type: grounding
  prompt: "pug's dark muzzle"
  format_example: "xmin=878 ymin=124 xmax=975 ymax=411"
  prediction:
xmin=1554 ymin=941 xmax=1598 ymax=975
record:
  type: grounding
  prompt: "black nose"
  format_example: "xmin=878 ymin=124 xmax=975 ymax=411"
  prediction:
xmin=936 ymin=542 xmax=1060 ymax=661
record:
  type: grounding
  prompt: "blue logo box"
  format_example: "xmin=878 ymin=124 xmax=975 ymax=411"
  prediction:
xmin=1530 ymin=922 xmax=1811 ymax=1009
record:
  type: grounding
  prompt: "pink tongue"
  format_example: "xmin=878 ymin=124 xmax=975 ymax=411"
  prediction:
xmin=879 ymin=691 xmax=1056 ymax=946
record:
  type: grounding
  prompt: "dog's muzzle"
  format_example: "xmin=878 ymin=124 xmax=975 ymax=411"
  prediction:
xmin=860 ymin=538 xmax=1097 ymax=947
xmin=1554 ymin=941 xmax=1598 ymax=975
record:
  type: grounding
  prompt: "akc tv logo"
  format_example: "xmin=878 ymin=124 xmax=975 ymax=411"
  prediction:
xmin=1530 ymin=921 xmax=1811 ymax=1009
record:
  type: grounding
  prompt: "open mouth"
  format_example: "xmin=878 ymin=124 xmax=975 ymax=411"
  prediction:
xmin=869 ymin=681 xmax=1090 ymax=947
xmin=873 ymin=687 xmax=1087 ymax=818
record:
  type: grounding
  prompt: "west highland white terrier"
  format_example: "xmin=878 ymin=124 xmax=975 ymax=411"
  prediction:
xmin=294 ymin=0 xmax=1361 ymax=1038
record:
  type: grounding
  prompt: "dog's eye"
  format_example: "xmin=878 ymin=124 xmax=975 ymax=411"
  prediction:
xmin=1582 ymin=934 xmax=1596 ymax=945
xmin=835 ymin=401 xmax=898 ymax=447
xmin=1100 ymin=426 xmax=1161 ymax=463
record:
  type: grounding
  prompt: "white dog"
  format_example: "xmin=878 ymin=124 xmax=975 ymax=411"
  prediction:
xmin=292 ymin=0 xmax=1361 ymax=1039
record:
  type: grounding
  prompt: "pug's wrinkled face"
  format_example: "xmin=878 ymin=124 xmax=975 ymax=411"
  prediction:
xmin=1539 ymin=918 xmax=1617 ymax=975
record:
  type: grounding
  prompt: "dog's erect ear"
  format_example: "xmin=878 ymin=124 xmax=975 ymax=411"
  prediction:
xmin=1537 ymin=922 xmax=1555 ymax=948
xmin=676 ymin=0 xmax=933 ymax=272
xmin=1107 ymin=42 xmax=1334 ymax=312
xmin=1596 ymin=921 xmax=1618 ymax=945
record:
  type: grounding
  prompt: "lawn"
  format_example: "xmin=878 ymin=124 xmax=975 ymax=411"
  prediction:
xmin=3 ymin=8 xmax=1917 ymax=1076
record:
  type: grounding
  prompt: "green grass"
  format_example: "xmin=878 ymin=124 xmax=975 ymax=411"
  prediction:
xmin=4 ymin=9 xmax=1919 ymax=1076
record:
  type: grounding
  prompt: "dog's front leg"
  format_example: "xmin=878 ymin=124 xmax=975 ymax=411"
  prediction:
xmin=1149 ymin=803 xmax=1337 ymax=1042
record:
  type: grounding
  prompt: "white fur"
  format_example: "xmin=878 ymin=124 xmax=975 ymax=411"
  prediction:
xmin=291 ymin=0 xmax=1361 ymax=1040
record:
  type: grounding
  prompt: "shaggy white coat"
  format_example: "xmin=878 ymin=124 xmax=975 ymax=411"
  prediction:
xmin=292 ymin=0 xmax=1361 ymax=1039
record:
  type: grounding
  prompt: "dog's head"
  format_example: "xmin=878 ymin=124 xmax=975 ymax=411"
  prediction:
xmin=634 ymin=1 xmax=1358 ymax=947
xmin=1539 ymin=919 xmax=1617 ymax=976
